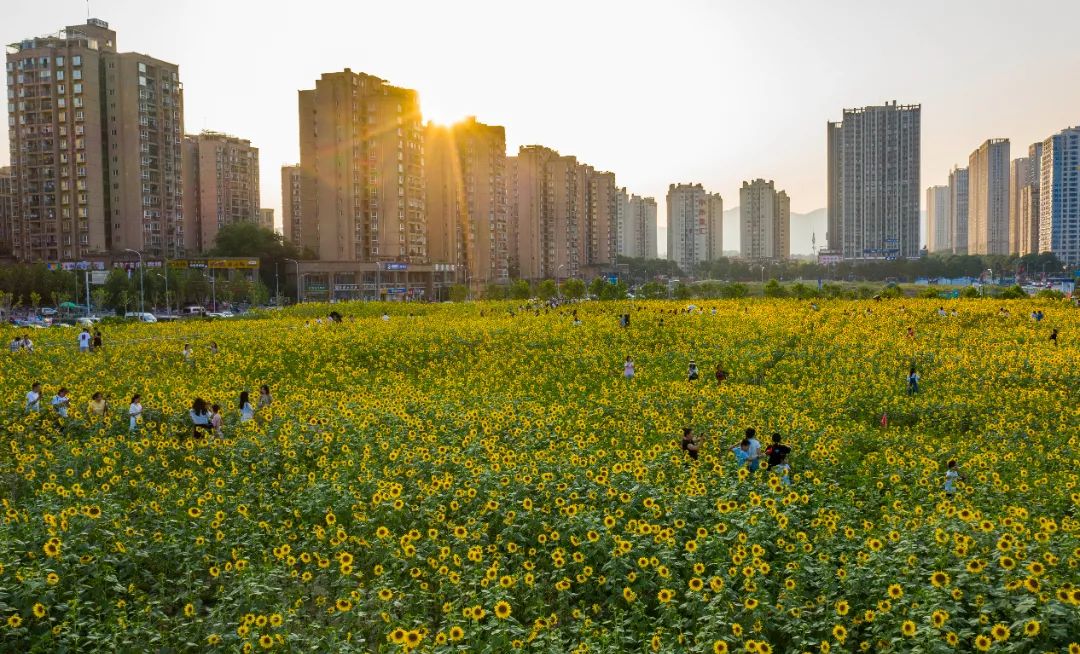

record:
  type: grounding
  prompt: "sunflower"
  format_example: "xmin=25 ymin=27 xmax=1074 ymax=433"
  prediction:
xmin=493 ymin=601 xmax=511 ymax=619
xmin=990 ymin=623 xmax=1010 ymax=642
xmin=973 ymin=634 xmax=992 ymax=652
xmin=835 ymin=600 xmax=850 ymax=616
xmin=1022 ymin=620 xmax=1039 ymax=637
xmin=887 ymin=584 xmax=903 ymax=599
xmin=930 ymin=610 xmax=948 ymax=628
xmin=258 ymin=634 xmax=273 ymax=649
xmin=832 ymin=624 xmax=847 ymax=642
xmin=32 ymin=604 xmax=47 ymax=619
xmin=7 ymin=615 xmax=22 ymax=628
xmin=744 ymin=597 xmax=758 ymax=610
xmin=901 ymin=621 xmax=916 ymax=637
xmin=713 ymin=641 xmax=729 ymax=654
xmin=449 ymin=625 xmax=464 ymax=641
xmin=335 ymin=599 xmax=352 ymax=612
xmin=930 ymin=571 xmax=950 ymax=587
xmin=657 ymin=589 xmax=675 ymax=603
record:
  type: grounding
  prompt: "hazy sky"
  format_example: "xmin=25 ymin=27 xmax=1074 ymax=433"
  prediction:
xmin=4 ymin=0 xmax=1080 ymax=250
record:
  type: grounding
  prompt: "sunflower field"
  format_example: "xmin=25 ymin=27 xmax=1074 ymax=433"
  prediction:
xmin=1 ymin=299 xmax=1078 ymax=653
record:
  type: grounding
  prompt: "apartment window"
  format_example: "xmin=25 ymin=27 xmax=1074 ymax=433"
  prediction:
xmin=56 ymin=70 xmax=64 ymax=81
xmin=55 ymin=56 xmax=64 ymax=67
xmin=73 ymin=83 xmax=82 ymax=94
xmin=72 ymin=56 xmax=81 ymax=66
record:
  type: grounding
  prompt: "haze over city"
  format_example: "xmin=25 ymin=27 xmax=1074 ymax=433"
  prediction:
xmin=3 ymin=0 xmax=1080 ymax=254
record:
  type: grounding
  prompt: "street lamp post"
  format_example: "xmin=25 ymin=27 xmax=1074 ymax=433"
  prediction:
xmin=162 ymin=257 xmax=170 ymax=316
xmin=284 ymin=258 xmax=300 ymax=304
xmin=274 ymin=262 xmax=280 ymax=306
xmin=557 ymin=264 xmax=566 ymax=297
xmin=123 ymin=248 xmax=144 ymax=315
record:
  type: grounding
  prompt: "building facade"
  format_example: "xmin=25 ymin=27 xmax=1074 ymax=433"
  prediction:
xmin=630 ymin=194 xmax=658 ymax=259
xmin=967 ymin=138 xmax=1010 ymax=255
xmin=424 ymin=117 xmax=509 ymax=288
xmin=926 ymin=185 xmax=951 ymax=253
xmin=1008 ymin=157 xmax=1029 ymax=255
xmin=739 ymin=179 xmax=790 ymax=260
xmin=826 ymin=102 xmax=921 ymax=260
xmin=0 ymin=167 xmax=13 ymax=257
xmin=948 ymin=166 xmax=969 ymax=255
xmin=181 ymin=131 xmax=260 ymax=252
xmin=280 ymin=165 xmax=301 ymax=246
xmin=298 ymin=69 xmax=425 ymax=262
xmin=505 ymin=145 xmax=618 ymax=280
xmin=1039 ymin=126 xmax=1080 ymax=264
xmin=259 ymin=208 xmax=274 ymax=231
xmin=5 ymin=19 xmax=184 ymax=262
xmin=666 ymin=183 xmax=723 ymax=271
xmin=1018 ymin=142 xmax=1043 ymax=257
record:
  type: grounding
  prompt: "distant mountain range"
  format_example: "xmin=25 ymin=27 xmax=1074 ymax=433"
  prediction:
xmin=656 ymin=210 xmax=825 ymax=261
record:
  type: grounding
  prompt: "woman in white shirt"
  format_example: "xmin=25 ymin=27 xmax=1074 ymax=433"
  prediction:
xmin=189 ymin=397 xmax=212 ymax=438
xmin=239 ymin=391 xmax=254 ymax=423
xmin=129 ymin=394 xmax=143 ymax=431
xmin=623 ymin=356 xmax=635 ymax=379
xmin=51 ymin=388 xmax=70 ymax=418
xmin=25 ymin=382 xmax=42 ymax=412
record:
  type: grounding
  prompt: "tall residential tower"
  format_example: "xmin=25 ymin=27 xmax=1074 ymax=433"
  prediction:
xmin=826 ymin=101 xmax=920 ymax=259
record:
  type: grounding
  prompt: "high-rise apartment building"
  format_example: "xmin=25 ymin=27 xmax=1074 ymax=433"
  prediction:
xmin=739 ymin=179 xmax=789 ymax=260
xmin=0 ymin=167 xmax=14 ymax=257
xmin=629 ymin=194 xmax=658 ymax=259
xmin=1008 ymin=157 xmax=1029 ymax=255
xmin=1038 ymin=126 xmax=1080 ymax=264
xmin=967 ymin=139 xmax=1010 ymax=255
xmin=1018 ymin=142 xmax=1042 ymax=257
xmin=425 ymin=117 xmax=508 ymax=287
xmin=298 ymin=69 xmax=425 ymax=262
xmin=5 ymin=19 xmax=184 ymax=261
xmin=926 ymin=185 xmax=951 ymax=253
xmin=281 ymin=165 xmax=301 ymax=246
xmin=181 ymin=131 xmax=260 ymax=252
xmin=826 ymin=101 xmax=920 ymax=259
xmin=259 ymin=208 xmax=275 ymax=231
xmin=505 ymin=145 xmax=617 ymax=280
xmin=666 ymin=183 xmax=723 ymax=271
xmin=948 ymin=166 xmax=969 ymax=255
xmin=585 ymin=167 xmax=617 ymax=267
xmin=614 ymin=188 xmax=657 ymax=259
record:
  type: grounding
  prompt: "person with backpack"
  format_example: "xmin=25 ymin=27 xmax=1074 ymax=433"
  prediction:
xmin=764 ymin=433 xmax=791 ymax=470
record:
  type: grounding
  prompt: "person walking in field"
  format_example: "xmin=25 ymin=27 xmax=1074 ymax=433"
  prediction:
xmin=743 ymin=427 xmax=762 ymax=472
xmin=907 ymin=366 xmax=920 ymax=395
xmin=88 ymin=392 xmax=108 ymax=420
xmin=182 ymin=343 xmax=194 ymax=368
xmin=623 ymin=356 xmax=635 ymax=380
xmin=210 ymin=404 xmax=224 ymax=438
xmin=731 ymin=438 xmax=752 ymax=469
xmin=189 ymin=397 xmax=213 ymax=438
xmin=51 ymin=388 xmax=70 ymax=419
xmin=258 ymin=385 xmax=273 ymax=409
xmin=714 ymin=364 xmax=729 ymax=385
xmin=1050 ymin=328 xmax=1059 ymax=346
xmin=128 ymin=394 xmax=143 ymax=432
xmin=25 ymin=382 xmax=42 ymax=413
xmin=92 ymin=329 xmax=103 ymax=351
xmin=680 ymin=427 xmax=704 ymax=461
xmin=943 ymin=460 xmax=965 ymax=497
xmin=78 ymin=328 xmax=92 ymax=352
xmin=239 ymin=391 xmax=255 ymax=423
xmin=764 ymin=433 xmax=791 ymax=470
xmin=772 ymin=454 xmax=792 ymax=485
xmin=687 ymin=360 xmax=699 ymax=381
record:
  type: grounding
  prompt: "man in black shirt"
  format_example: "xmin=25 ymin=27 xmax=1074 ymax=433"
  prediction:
xmin=765 ymin=433 xmax=791 ymax=469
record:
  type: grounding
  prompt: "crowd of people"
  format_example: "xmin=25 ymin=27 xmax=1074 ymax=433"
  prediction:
xmin=23 ymin=378 xmax=273 ymax=439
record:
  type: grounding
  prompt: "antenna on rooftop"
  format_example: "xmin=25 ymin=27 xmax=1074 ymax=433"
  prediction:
xmin=87 ymin=0 xmax=91 ymax=20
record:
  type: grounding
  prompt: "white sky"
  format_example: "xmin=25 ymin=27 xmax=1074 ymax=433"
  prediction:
xmin=4 ymin=0 xmax=1080 ymax=251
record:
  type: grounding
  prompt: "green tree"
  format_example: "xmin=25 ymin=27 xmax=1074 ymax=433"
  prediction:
xmin=588 ymin=277 xmax=606 ymax=299
xmin=449 ymin=285 xmax=468 ymax=302
xmin=537 ymin=279 xmax=558 ymax=301
xmin=484 ymin=284 xmax=507 ymax=300
xmin=211 ymin=222 xmax=307 ymax=295
xmin=673 ymin=282 xmax=693 ymax=300
xmin=562 ymin=277 xmax=586 ymax=300
xmin=638 ymin=281 xmax=667 ymax=299
xmin=103 ymin=269 xmax=132 ymax=313
xmin=763 ymin=279 xmax=788 ymax=298
xmin=509 ymin=279 xmax=531 ymax=300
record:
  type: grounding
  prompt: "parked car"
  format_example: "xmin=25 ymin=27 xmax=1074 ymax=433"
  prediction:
xmin=76 ymin=316 xmax=102 ymax=327
xmin=40 ymin=307 xmax=58 ymax=317
xmin=183 ymin=306 xmax=207 ymax=317
xmin=127 ymin=312 xmax=158 ymax=323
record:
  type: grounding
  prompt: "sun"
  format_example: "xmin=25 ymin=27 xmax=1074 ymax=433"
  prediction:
xmin=423 ymin=99 xmax=467 ymax=126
